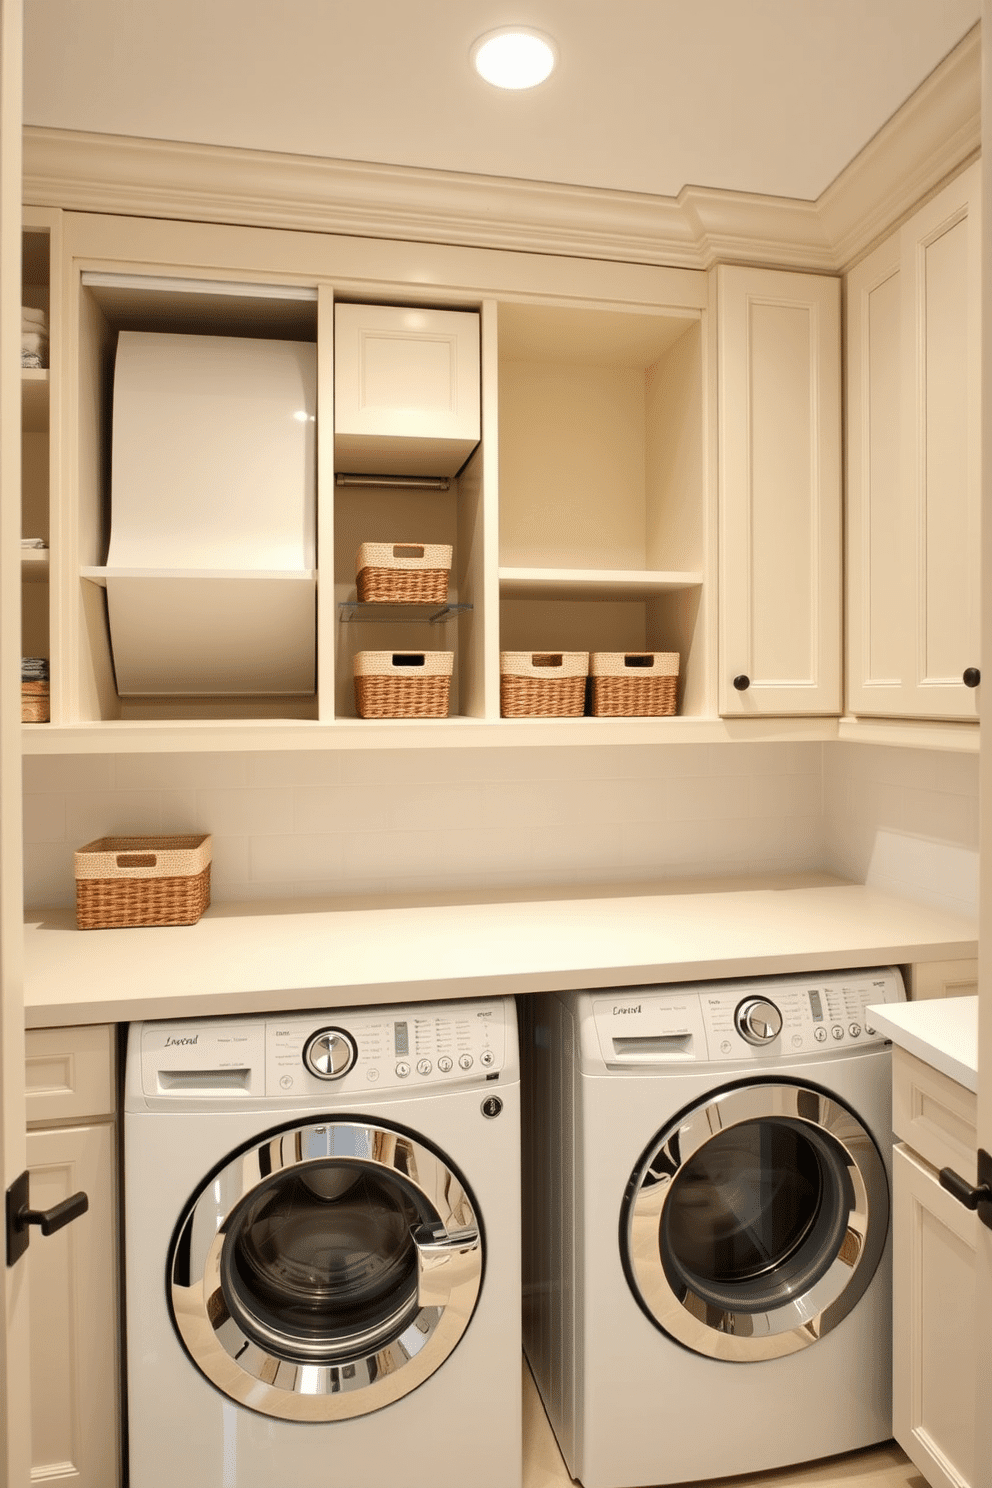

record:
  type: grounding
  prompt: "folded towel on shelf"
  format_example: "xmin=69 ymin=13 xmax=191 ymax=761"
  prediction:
xmin=21 ymin=656 xmax=50 ymax=679
xmin=20 ymin=537 xmax=47 ymax=549
xmin=21 ymin=328 xmax=47 ymax=355
xmin=21 ymin=348 xmax=44 ymax=369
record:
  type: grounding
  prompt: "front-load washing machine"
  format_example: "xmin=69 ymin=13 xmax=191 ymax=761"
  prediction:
xmin=125 ymin=997 xmax=521 ymax=1488
xmin=521 ymin=967 xmax=905 ymax=1488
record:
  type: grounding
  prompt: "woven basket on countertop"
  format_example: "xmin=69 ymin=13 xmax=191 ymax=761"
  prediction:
xmin=354 ymin=651 xmax=454 ymax=718
xmin=500 ymin=652 xmax=588 ymax=718
xmin=590 ymin=652 xmax=679 ymax=717
xmin=356 ymin=542 xmax=453 ymax=604
xmin=74 ymin=834 xmax=212 ymax=930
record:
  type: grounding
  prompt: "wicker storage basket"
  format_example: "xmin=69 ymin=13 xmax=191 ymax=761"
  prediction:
xmin=356 ymin=542 xmax=453 ymax=604
xmin=354 ymin=651 xmax=454 ymax=718
xmin=21 ymin=681 xmax=50 ymax=723
xmin=590 ymin=652 xmax=679 ymax=716
xmin=500 ymin=652 xmax=589 ymax=718
xmin=74 ymin=834 xmax=212 ymax=930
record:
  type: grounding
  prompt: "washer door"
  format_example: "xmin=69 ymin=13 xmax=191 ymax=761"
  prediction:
xmin=170 ymin=1120 xmax=483 ymax=1420
xmin=622 ymin=1082 xmax=888 ymax=1361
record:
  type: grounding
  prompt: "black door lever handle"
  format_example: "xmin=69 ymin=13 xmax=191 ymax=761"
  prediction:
xmin=939 ymin=1166 xmax=991 ymax=1210
xmin=6 ymin=1170 xmax=89 ymax=1266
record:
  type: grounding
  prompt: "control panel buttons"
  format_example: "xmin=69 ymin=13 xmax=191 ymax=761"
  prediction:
xmin=302 ymin=1027 xmax=358 ymax=1081
xmin=396 ymin=1061 xmax=411 ymax=1078
xmin=417 ymin=1058 xmax=432 ymax=1076
xmin=849 ymin=1023 xmax=862 ymax=1038
xmin=831 ymin=1025 xmax=845 ymax=1041
xmin=814 ymin=1027 xmax=827 ymax=1043
xmin=480 ymin=1050 xmax=495 ymax=1068
xmin=458 ymin=1053 xmax=474 ymax=1070
xmin=734 ymin=997 xmax=783 ymax=1046
xmin=438 ymin=1056 xmax=453 ymax=1073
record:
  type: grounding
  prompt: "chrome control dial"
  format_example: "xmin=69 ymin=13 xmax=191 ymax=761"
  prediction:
xmin=734 ymin=996 xmax=783 ymax=1046
xmin=303 ymin=1027 xmax=357 ymax=1080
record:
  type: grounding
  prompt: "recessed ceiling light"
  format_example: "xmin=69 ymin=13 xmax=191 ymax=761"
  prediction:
xmin=471 ymin=27 xmax=558 ymax=90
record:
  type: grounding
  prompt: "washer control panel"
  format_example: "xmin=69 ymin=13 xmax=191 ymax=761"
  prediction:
xmin=593 ymin=967 xmax=904 ymax=1067
xmin=136 ymin=997 xmax=510 ymax=1102
xmin=266 ymin=999 xmax=507 ymax=1096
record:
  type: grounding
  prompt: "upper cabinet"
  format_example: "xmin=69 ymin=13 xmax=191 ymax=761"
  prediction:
xmin=333 ymin=303 xmax=481 ymax=477
xmin=847 ymin=162 xmax=981 ymax=723
xmin=716 ymin=266 xmax=842 ymax=717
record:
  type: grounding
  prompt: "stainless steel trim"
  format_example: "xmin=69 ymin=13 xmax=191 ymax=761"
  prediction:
xmin=170 ymin=1120 xmax=483 ymax=1420
xmin=624 ymin=1082 xmax=888 ymax=1361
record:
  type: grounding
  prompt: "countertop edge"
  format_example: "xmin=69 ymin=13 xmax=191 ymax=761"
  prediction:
xmin=23 ymin=877 xmax=979 ymax=1029
xmin=866 ymin=998 xmax=979 ymax=1093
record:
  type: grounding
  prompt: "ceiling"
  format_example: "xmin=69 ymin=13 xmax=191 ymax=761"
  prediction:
xmin=23 ymin=0 xmax=980 ymax=203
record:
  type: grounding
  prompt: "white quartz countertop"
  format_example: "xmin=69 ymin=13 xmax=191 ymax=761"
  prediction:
xmin=23 ymin=872 xmax=978 ymax=1028
xmin=866 ymin=995 xmax=979 ymax=1092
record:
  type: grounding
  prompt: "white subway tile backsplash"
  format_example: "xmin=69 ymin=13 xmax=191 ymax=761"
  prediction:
xmin=20 ymin=738 xmax=977 ymax=915
xmin=22 ymin=792 xmax=66 ymax=843
xmin=63 ymin=789 xmax=167 ymax=846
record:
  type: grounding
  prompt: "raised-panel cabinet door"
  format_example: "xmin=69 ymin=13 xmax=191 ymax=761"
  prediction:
xmin=26 ymin=1123 xmax=119 ymax=1488
xmin=893 ymin=1144 xmax=977 ymax=1488
xmin=847 ymin=162 xmax=981 ymax=721
xmin=903 ymin=163 xmax=981 ymax=719
xmin=717 ymin=266 xmax=841 ymax=716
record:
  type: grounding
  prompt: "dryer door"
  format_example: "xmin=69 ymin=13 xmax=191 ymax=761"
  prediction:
xmin=169 ymin=1119 xmax=483 ymax=1419
xmin=622 ymin=1081 xmax=888 ymax=1361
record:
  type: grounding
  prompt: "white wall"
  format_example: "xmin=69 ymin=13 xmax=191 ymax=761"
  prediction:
xmin=22 ymin=739 xmax=980 ymax=916
xmin=824 ymin=742 xmax=979 ymax=916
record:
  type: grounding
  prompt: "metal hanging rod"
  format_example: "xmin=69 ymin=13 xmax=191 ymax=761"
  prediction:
xmin=335 ymin=474 xmax=451 ymax=491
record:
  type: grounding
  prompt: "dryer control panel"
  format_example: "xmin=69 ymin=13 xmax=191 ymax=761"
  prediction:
xmin=591 ymin=967 xmax=904 ymax=1067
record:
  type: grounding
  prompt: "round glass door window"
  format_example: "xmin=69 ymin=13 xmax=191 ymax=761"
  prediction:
xmin=170 ymin=1121 xmax=483 ymax=1419
xmin=622 ymin=1082 xmax=888 ymax=1361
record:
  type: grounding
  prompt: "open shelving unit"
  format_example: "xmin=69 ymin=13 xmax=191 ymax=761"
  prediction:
xmin=18 ymin=208 xmax=732 ymax=752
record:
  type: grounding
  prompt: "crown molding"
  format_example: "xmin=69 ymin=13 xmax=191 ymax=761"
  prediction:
xmin=22 ymin=24 xmax=980 ymax=276
xmin=818 ymin=22 xmax=981 ymax=269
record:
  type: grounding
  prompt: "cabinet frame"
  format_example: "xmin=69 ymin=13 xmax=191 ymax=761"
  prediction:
xmin=37 ymin=209 xmax=721 ymax=750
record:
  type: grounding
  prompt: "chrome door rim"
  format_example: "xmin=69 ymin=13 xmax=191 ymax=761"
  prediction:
xmin=170 ymin=1120 xmax=483 ymax=1420
xmin=624 ymin=1082 xmax=888 ymax=1361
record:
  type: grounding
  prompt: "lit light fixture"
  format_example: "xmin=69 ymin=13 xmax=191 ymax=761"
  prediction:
xmin=471 ymin=27 xmax=557 ymax=90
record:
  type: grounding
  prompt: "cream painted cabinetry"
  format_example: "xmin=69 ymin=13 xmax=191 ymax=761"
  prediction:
xmin=892 ymin=1046 xmax=977 ymax=1488
xmin=847 ymin=162 xmax=981 ymax=722
xmin=29 ymin=209 xmax=713 ymax=746
xmin=715 ymin=265 xmax=842 ymax=716
xmin=24 ymin=1024 xmax=120 ymax=1488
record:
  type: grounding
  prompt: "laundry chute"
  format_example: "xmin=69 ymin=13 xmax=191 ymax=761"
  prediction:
xmin=87 ymin=328 xmax=317 ymax=698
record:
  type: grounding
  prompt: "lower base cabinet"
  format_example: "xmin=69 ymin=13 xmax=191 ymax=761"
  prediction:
xmin=892 ymin=1047 xmax=977 ymax=1488
xmin=24 ymin=1025 xmax=120 ymax=1488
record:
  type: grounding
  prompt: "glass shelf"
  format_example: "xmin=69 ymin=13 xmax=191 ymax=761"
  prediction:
xmin=338 ymin=602 xmax=473 ymax=625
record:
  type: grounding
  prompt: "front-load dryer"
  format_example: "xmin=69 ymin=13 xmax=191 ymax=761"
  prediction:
xmin=521 ymin=967 xmax=905 ymax=1488
xmin=125 ymin=997 xmax=521 ymax=1488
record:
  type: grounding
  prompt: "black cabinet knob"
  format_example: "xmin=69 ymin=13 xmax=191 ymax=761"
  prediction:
xmin=732 ymin=675 xmax=750 ymax=691
xmin=963 ymin=668 xmax=981 ymax=688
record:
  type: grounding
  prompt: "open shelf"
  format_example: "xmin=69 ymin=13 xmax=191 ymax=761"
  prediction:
xmin=21 ymin=370 xmax=49 ymax=433
xmin=496 ymin=301 xmax=707 ymax=720
xmin=498 ymin=568 xmax=702 ymax=600
xmin=21 ymin=548 xmax=49 ymax=583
